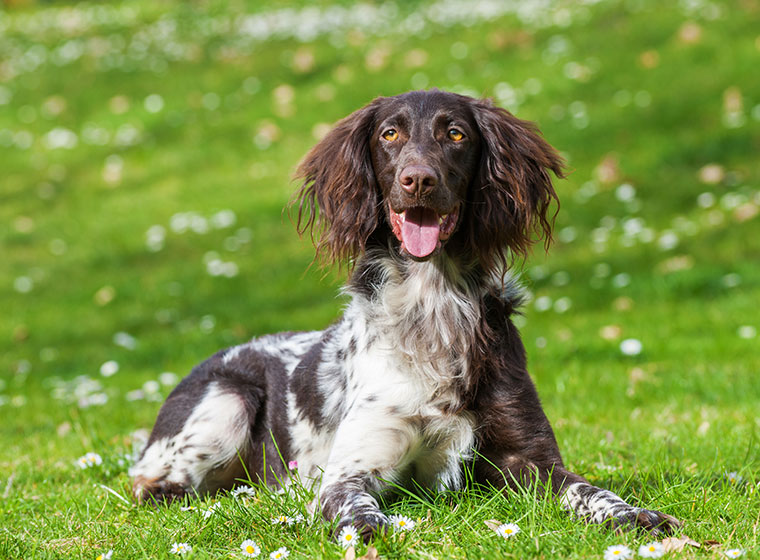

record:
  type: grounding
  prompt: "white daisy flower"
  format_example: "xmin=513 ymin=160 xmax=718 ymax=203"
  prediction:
xmin=202 ymin=503 xmax=220 ymax=519
xmin=240 ymin=539 xmax=261 ymax=557
xmin=620 ymin=338 xmax=643 ymax=356
xmin=638 ymin=542 xmax=665 ymax=558
xmin=95 ymin=550 xmax=113 ymax=560
xmin=170 ymin=542 xmax=192 ymax=555
xmin=726 ymin=471 xmax=743 ymax=484
xmin=389 ymin=514 xmax=416 ymax=532
xmin=76 ymin=452 xmax=103 ymax=469
xmin=231 ymin=485 xmax=255 ymax=498
xmin=180 ymin=506 xmax=197 ymax=512
xmin=269 ymin=547 xmax=290 ymax=559
xmin=288 ymin=513 xmax=305 ymax=525
xmin=338 ymin=525 xmax=359 ymax=548
xmin=603 ymin=544 xmax=633 ymax=560
xmin=271 ymin=512 xmax=305 ymax=526
xmin=724 ymin=549 xmax=745 ymax=558
xmin=495 ymin=522 xmax=520 ymax=539
xmin=99 ymin=360 xmax=119 ymax=377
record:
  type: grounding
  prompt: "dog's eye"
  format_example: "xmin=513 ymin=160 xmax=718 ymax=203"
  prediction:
xmin=447 ymin=128 xmax=464 ymax=141
xmin=382 ymin=129 xmax=398 ymax=141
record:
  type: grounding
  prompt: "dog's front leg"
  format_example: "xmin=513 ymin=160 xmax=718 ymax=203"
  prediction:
xmin=474 ymin=380 xmax=681 ymax=535
xmin=317 ymin=406 xmax=414 ymax=540
xmin=557 ymin=478 xmax=680 ymax=534
xmin=477 ymin=427 xmax=681 ymax=535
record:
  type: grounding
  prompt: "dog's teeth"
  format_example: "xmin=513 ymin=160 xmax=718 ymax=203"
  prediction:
xmin=439 ymin=214 xmax=448 ymax=225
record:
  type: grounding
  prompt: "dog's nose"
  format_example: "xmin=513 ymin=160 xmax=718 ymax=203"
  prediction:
xmin=399 ymin=164 xmax=437 ymax=197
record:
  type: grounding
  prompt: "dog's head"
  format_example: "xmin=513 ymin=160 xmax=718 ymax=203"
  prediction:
xmin=294 ymin=89 xmax=563 ymax=272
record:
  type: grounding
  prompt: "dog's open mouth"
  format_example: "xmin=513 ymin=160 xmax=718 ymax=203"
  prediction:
xmin=389 ymin=204 xmax=460 ymax=258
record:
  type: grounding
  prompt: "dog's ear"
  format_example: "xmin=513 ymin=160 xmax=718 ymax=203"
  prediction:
xmin=468 ymin=99 xmax=564 ymax=272
xmin=293 ymin=102 xmax=379 ymax=267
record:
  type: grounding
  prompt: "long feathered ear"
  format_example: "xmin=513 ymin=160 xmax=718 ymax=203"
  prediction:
xmin=467 ymin=99 xmax=564 ymax=272
xmin=292 ymin=102 xmax=379 ymax=267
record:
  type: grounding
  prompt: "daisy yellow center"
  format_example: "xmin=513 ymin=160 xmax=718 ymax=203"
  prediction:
xmin=505 ymin=529 xmax=513 ymax=534
xmin=345 ymin=534 xmax=353 ymax=542
xmin=399 ymin=520 xmax=406 ymax=526
xmin=246 ymin=545 xmax=255 ymax=553
xmin=97 ymin=556 xmax=104 ymax=560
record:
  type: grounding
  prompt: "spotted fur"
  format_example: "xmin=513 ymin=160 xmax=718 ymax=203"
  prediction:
xmin=130 ymin=90 xmax=679 ymax=539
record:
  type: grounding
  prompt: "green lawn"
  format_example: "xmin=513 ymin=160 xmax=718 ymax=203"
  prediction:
xmin=1 ymin=0 xmax=759 ymax=558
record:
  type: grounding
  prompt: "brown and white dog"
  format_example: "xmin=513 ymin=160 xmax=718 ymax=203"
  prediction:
xmin=130 ymin=89 xmax=679 ymax=539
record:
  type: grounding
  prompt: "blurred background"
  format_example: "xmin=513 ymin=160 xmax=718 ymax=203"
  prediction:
xmin=1 ymin=0 xmax=759 ymax=495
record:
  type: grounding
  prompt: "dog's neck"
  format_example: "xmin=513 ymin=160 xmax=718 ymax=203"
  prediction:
xmin=347 ymin=248 xmax=483 ymax=395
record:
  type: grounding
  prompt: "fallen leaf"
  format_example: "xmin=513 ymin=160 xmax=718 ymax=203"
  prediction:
xmin=56 ymin=422 xmax=71 ymax=438
xmin=599 ymin=324 xmax=622 ymax=340
xmin=639 ymin=50 xmax=660 ymax=68
xmin=678 ymin=21 xmax=702 ymax=44
xmin=657 ymin=255 xmax=695 ymax=274
xmin=344 ymin=546 xmax=356 ymax=560
xmin=734 ymin=202 xmax=759 ymax=222
xmin=723 ymin=86 xmax=743 ymax=113
xmin=696 ymin=421 xmax=710 ymax=437
xmin=612 ymin=296 xmax=634 ymax=312
xmin=698 ymin=163 xmax=725 ymax=184
xmin=358 ymin=547 xmax=380 ymax=560
xmin=661 ymin=536 xmax=700 ymax=553
xmin=485 ymin=519 xmax=503 ymax=532
xmin=595 ymin=154 xmax=621 ymax=185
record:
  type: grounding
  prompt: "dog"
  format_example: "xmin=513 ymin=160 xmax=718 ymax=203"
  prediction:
xmin=130 ymin=89 xmax=679 ymax=539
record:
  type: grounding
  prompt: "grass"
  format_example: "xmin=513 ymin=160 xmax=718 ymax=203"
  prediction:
xmin=1 ymin=0 xmax=759 ymax=558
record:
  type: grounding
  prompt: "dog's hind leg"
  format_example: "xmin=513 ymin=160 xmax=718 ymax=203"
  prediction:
xmin=130 ymin=367 xmax=260 ymax=503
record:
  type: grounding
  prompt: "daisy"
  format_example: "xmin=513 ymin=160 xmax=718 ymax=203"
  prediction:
xmin=724 ymin=549 xmax=745 ymax=558
xmin=202 ymin=503 xmax=220 ymax=519
xmin=77 ymin=452 xmax=103 ymax=469
xmin=620 ymin=338 xmax=643 ymax=356
xmin=495 ymin=522 xmax=520 ymax=539
xmin=337 ymin=525 xmax=359 ymax=549
xmin=240 ymin=539 xmax=261 ymax=558
xmin=269 ymin=547 xmax=290 ymax=559
xmin=288 ymin=513 xmax=305 ymax=525
xmin=389 ymin=514 xmax=416 ymax=532
xmin=603 ymin=544 xmax=633 ymax=560
xmin=95 ymin=551 xmax=113 ymax=560
xmin=272 ymin=514 xmax=292 ymax=525
xmin=180 ymin=506 xmax=197 ymax=512
xmin=638 ymin=542 xmax=665 ymax=558
xmin=170 ymin=542 xmax=192 ymax=555
xmin=231 ymin=485 xmax=256 ymax=498
xmin=726 ymin=471 xmax=743 ymax=485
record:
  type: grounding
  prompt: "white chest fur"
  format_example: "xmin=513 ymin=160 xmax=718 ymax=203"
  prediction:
xmin=347 ymin=341 xmax=476 ymax=489
xmin=289 ymin=256 xmax=483 ymax=492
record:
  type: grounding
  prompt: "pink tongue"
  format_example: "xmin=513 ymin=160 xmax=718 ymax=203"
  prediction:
xmin=402 ymin=207 xmax=440 ymax=258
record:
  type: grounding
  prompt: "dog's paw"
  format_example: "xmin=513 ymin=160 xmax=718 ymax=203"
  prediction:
xmin=132 ymin=475 xmax=188 ymax=505
xmin=611 ymin=508 xmax=681 ymax=536
xmin=335 ymin=512 xmax=390 ymax=543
